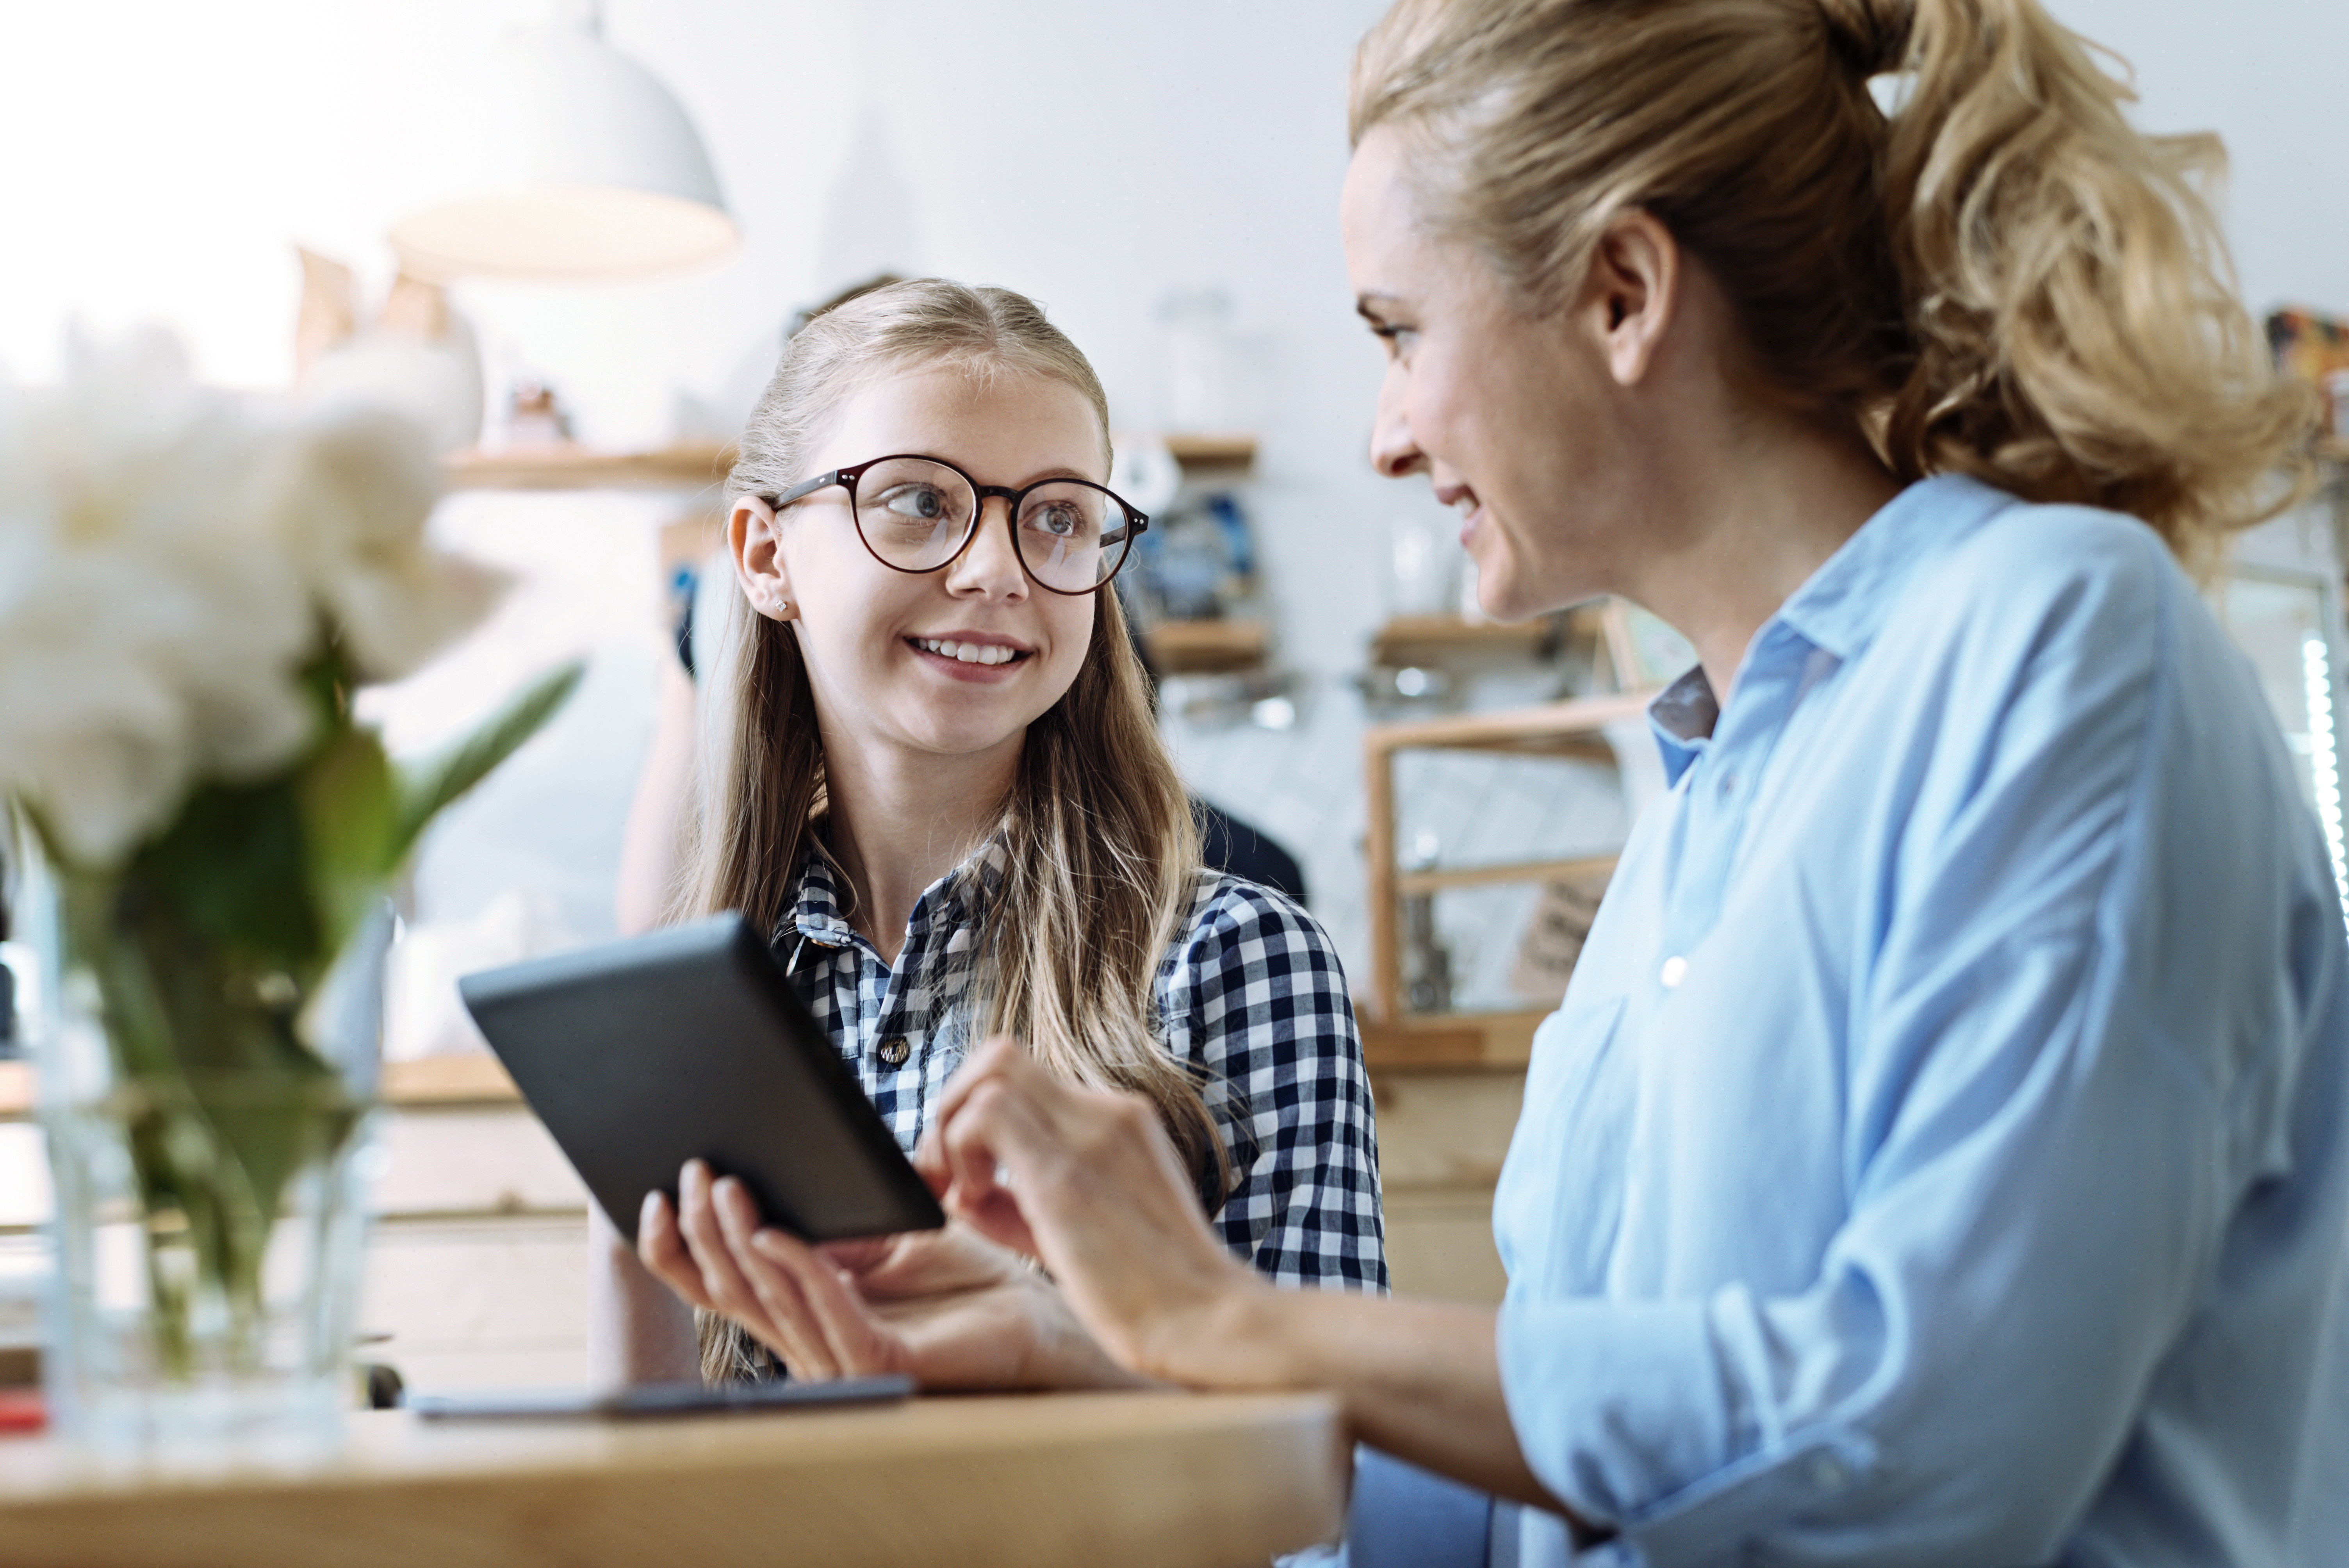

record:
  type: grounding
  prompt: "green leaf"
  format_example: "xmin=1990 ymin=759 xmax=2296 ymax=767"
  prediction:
xmin=296 ymin=726 xmax=397 ymax=958
xmin=389 ymin=661 xmax=583 ymax=864
xmin=133 ymin=777 xmax=319 ymax=968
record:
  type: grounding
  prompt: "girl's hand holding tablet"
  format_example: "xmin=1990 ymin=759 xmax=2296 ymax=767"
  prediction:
xmin=641 ymin=1159 xmax=1146 ymax=1390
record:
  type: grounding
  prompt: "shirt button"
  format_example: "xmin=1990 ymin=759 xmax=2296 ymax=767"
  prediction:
xmin=876 ymin=1036 xmax=912 ymax=1067
xmin=1659 ymin=955 xmax=1688 ymax=989
xmin=1718 ymin=769 xmax=1737 ymax=796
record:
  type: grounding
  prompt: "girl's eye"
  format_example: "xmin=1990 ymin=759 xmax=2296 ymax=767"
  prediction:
xmin=880 ymin=486 xmax=947 ymax=520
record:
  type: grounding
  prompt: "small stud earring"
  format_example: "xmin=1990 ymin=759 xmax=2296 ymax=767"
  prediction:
xmin=772 ymin=596 xmax=790 ymax=613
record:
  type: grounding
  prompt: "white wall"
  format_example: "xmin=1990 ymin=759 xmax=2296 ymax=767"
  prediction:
xmin=2044 ymin=0 xmax=2349 ymax=318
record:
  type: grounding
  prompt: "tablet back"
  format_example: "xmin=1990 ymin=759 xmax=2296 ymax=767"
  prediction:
xmin=457 ymin=915 xmax=945 ymax=1244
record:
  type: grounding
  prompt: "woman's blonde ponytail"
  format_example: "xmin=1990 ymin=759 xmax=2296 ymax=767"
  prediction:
xmin=1351 ymin=0 xmax=2317 ymax=563
xmin=1868 ymin=0 xmax=2313 ymax=560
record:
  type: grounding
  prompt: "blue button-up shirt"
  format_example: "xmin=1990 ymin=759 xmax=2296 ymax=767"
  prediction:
xmin=1494 ymin=476 xmax=2349 ymax=1566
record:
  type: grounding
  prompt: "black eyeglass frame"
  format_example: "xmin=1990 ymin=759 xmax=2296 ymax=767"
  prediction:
xmin=769 ymin=453 xmax=1150 ymax=596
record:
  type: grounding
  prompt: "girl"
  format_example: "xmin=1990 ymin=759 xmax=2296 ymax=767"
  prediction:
xmin=595 ymin=280 xmax=1384 ymax=1388
xmin=722 ymin=2 xmax=2347 ymax=1564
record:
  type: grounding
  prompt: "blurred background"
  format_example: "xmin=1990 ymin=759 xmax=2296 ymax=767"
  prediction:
xmin=2 ymin=0 xmax=2345 ymax=1393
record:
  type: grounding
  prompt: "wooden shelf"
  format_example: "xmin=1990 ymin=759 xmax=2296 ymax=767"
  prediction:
xmin=0 ymin=1055 xmax=524 ymax=1120
xmin=1364 ymin=690 xmax=1651 ymax=758
xmin=443 ymin=441 xmax=734 ymax=492
xmin=1144 ymin=619 xmax=1269 ymax=674
xmin=1160 ymin=433 xmax=1256 ymax=469
xmin=1395 ymin=852 xmax=1617 ymax=898
xmin=1360 ymin=1009 xmax=1547 ymax=1070
xmin=1370 ymin=615 xmax=1551 ymax=668
xmin=444 ymin=435 xmax=1253 ymax=493
xmin=381 ymin=1052 xmax=520 ymax=1106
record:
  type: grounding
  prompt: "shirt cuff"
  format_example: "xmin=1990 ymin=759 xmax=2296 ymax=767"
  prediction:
xmin=1497 ymin=1294 xmax=1880 ymax=1567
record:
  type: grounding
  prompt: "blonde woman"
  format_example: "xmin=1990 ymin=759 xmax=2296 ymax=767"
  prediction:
xmin=594 ymin=280 xmax=1384 ymax=1389
xmin=736 ymin=2 xmax=2349 ymax=1563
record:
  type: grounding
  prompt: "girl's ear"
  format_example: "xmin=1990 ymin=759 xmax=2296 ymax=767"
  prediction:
xmin=731 ymin=496 xmax=798 ymax=620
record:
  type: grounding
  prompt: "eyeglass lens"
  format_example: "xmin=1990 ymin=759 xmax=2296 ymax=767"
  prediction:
xmin=852 ymin=457 xmax=1132 ymax=592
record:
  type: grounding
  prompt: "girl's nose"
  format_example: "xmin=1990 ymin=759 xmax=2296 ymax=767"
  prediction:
xmin=944 ymin=498 xmax=1030 ymax=597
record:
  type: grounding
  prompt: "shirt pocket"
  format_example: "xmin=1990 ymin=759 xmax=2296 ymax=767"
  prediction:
xmin=1495 ymin=992 xmax=1633 ymax=1296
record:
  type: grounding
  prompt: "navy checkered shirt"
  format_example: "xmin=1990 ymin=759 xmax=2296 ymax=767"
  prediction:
xmin=772 ymin=844 xmax=1388 ymax=1292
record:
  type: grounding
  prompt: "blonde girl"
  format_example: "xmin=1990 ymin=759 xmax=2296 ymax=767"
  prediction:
xmin=593 ymin=280 xmax=1383 ymax=1388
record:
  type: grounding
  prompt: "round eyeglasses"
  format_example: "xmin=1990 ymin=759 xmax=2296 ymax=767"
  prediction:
xmin=770 ymin=454 xmax=1148 ymax=595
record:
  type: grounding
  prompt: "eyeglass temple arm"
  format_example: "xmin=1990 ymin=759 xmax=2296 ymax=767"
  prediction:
xmin=773 ymin=470 xmax=845 ymax=508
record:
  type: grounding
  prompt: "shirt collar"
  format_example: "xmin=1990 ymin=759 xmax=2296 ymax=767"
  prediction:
xmin=775 ymin=834 xmax=1006 ymax=954
xmin=1772 ymin=473 xmax=2017 ymax=664
xmin=1639 ymin=474 xmax=2019 ymax=787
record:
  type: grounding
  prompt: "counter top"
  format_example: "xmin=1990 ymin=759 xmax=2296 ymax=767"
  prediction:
xmin=0 ymin=1388 xmax=1346 ymax=1568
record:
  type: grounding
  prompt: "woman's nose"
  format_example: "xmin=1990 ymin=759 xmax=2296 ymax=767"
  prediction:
xmin=945 ymin=499 xmax=1030 ymax=597
xmin=1369 ymin=363 xmax=1425 ymax=479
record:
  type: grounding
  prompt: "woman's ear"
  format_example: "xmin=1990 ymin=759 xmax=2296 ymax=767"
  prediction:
xmin=731 ymin=496 xmax=797 ymax=620
xmin=1578 ymin=209 xmax=1680 ymax=390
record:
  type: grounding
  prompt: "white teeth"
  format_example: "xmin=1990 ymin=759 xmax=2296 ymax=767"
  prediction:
xmin=917 ymin=638 xmax=1019 ymax=665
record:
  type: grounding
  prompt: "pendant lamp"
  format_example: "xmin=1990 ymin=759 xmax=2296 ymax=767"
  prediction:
xmin=389 ymin=0 xmax=738 ymax=284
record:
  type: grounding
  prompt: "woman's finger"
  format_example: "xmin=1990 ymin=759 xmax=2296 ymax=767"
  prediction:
xmin=934 ymin=1078 xmax=1065 ymax=1257
xmin=713 ymin=1177 xmax=839 ymax=1379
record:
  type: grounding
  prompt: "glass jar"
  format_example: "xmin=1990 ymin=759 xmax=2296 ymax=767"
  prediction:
xmin=12 ymin=820 xmax=387 ymax=1462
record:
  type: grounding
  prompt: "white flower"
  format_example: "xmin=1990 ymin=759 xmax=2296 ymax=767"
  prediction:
xmin=263 ymin=409 xmax=504 ymax=682
xmin=0 ymin=331 xmax=504 ymax=866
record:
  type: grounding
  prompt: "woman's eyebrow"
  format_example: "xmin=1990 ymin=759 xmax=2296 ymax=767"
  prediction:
xmin=1356 ymin=293 xmax=1408 ymax=324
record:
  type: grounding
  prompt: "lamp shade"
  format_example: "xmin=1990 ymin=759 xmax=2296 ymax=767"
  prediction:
xmin=389 ymin=13 xmax=737 ymax=283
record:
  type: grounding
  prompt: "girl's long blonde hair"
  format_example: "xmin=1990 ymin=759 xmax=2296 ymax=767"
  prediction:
xmin=1351 ymin=0 xmax=2315 ymax=564
xmin=682 ymin=280 xmax=1217 ymax=1381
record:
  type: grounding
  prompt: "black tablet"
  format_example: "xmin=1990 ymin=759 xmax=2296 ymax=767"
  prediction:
xmin=456 ymin=914 xmax=946 ymax=1245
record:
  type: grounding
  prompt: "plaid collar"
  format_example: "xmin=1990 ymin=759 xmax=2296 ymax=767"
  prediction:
xmin=775 ymin=833 xmax=1008 ymax=959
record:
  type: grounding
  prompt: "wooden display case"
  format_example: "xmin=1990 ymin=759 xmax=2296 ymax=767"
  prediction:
xmin=1360 ymin=690 xmax=1650 ymax=1037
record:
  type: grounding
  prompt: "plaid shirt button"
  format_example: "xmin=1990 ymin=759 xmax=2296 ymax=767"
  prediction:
xmin=877 ymin=1036 xmax=912 ymax=1067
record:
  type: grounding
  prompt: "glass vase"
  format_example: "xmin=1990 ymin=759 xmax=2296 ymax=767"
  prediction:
xmin=13 ymin=823 xmax=389 ymax=1464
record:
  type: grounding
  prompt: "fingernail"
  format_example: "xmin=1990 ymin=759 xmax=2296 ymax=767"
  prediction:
xmin=751 ymin=1229 xmax=786 ymax=1256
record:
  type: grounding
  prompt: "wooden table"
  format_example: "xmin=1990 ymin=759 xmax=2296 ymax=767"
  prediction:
xmin=0 ymin=1390 xmax=1346 ymax=1568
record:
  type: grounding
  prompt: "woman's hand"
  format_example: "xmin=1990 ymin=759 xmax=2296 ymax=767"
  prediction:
xmin=636 ymin=1159 xmax=1143 ymax=1389
xmin=915 ymin=1037 xmax=1268 ymax=1385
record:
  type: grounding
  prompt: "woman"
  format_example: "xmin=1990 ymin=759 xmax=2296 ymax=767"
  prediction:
xmin=594 ymin=280 xmax=1384 ymax=1388
xmin=701 ymin=2 xmax=2349 ymax=1562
